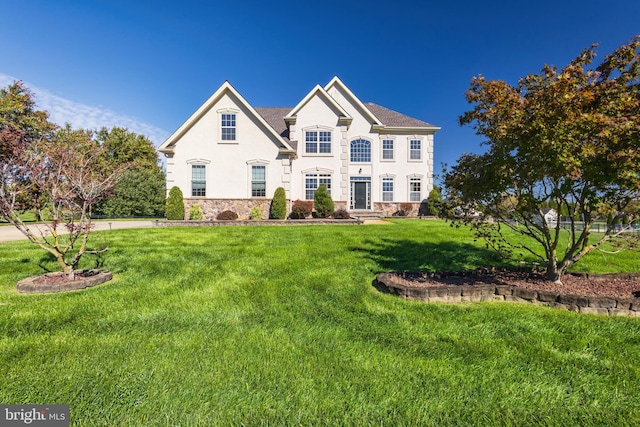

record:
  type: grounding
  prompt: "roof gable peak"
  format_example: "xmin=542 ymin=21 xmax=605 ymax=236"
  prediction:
xmin=159 ymin=81 xmax=295 ymax=154
xmin=285 ymin=84 xmax=352 ymax=124
xmin=323 ymin=76 xmax=383 ymax=126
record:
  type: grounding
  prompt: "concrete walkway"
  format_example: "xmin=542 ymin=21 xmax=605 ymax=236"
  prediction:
xmin=0 ymin=220 xmax=157 ymax=243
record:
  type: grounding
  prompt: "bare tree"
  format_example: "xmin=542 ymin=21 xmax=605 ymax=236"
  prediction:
xmin=1 ymin=82 xmax=127 ymax=280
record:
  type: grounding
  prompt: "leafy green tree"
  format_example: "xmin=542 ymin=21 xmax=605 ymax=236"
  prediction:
xmin=314 ymin=184 xmax=334 ymax=218
xmin=445 ymin=36 xmax=640 ymax=283
xmin=270 ymin=187 xmax=287 ymax=219
xmin=97 ymin=168 xmax=165 ymax=217
xmin=94 ymin=127 xmax=165 ymax=217
xmin=166 ymin=186 xmax=185 ymax=220
xmin=95 ymin=126 xmax=159 ymax=167
xmin=1 ymin=81 xmax=56 ymax=217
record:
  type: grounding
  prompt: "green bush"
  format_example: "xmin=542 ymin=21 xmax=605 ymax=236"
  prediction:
xmin=290 ymin=200 xmax=313 ymax=219
xmin=216 ymin=210 xmax=238 ymax=220
xmin=166 ymin=186 xmax=185 ymax=220
xmin=250 ymin=206 xmax=262 ymax=220
xmin=189 ymin=204 xmax=204 ymax=220
xmin=426 ymin=186 xmax=442 ymax=217
xmin=270 ymin=187 xmax=287 ymax=219
xmin=313 ymin=184 xmax=334 ymax=218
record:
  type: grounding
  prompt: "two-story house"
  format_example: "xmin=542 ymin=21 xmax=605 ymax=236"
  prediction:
xmin=159 ymin=77 xmax=439 ymax=219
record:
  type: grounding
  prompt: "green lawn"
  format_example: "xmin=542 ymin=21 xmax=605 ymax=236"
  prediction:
xmin=0 ymin=220 xmax=639 ymax=426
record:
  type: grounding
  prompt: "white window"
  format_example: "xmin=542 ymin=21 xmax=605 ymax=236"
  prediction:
xmin=191 ymin=165 xmax=206 ymax=197
xmin=350 ymin=139 xmax=371 ymax=163
xmin=305 ymin=130 xmax=332 ymax=154
xmin=382 ymin=177 xmax=394 ymax=201
xmin=221 ymin=113 xmax=236 ymax=141
xmin=409 ymin=177 xmax=422 ymax=202
xmin=382 ymin=139 xmax=394 ymax=161
xmin=305 ymin=173 xmax=331 ymax=200
xmin=409 ymin=139 xmax=422 ymax=161
xmin=251 ymin=165 xmax=266 ymax=197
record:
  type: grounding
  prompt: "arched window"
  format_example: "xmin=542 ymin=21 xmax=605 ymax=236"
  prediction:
xmin=350 ymin=139 xmax=371 ymax=163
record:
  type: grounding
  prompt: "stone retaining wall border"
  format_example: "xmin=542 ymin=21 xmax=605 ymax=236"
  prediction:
xmin=156 ymin=219 xmax=362 ymax=227
xmin=375 ymin=272 xmax=640 ymax=317
xmin=17 ymin=269 xmax=113 ymax=294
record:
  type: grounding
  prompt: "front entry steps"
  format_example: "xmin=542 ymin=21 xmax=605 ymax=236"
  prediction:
xmin=349 ymin=210 xmax=384 ymax=220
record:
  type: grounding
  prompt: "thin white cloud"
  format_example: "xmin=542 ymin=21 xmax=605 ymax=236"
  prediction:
xmin=0 ymin=73 xmax=169 ymax=146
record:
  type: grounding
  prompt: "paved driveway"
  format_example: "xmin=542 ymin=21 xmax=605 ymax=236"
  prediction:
xmin=0 ymin=220 xmax=157 ymax=243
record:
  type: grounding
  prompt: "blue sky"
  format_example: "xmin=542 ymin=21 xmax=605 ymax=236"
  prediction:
xmin=1 ymin=0 xmax=639 ymax=178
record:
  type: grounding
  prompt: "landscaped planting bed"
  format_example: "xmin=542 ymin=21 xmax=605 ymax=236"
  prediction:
xmin=376 ymin=269 xmax=640 ymax=316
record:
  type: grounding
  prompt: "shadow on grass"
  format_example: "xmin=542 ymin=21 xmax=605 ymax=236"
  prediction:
xmin=354 ymin=238 xmax=505 ymax=273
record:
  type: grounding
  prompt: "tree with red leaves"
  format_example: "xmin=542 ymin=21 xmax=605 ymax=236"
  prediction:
xmin=1 ymin=82 xmax=127 ymax=280
xmin=445 ymin=36 xmax=640 ymax=283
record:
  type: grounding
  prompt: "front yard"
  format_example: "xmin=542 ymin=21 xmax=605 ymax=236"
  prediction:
xmin=0 ymin=220 xmax=639 ymax=425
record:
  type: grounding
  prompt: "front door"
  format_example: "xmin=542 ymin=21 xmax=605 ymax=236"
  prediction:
xmin=354 ymin=182 xmax=368 ymax=210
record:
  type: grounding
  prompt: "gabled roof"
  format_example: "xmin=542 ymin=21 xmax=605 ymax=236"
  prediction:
xmin=365 ymin=103 xmax=439 ymax=130
xmin=324 ymin=76 xmax=440 ymax=132
xmin=255 ymin=107 xmax=290 ymax=140
xmin=324 ymin=76 xmax=383 ymax=126
xmin=284 ymin=84 xmax=352 ymax=125
xmin=159 ymin=81 xmax=295 ymax=155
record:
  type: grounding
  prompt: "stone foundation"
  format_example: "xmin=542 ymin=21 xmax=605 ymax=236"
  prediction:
xmin=182 ymin=198 xmax=434 ymax=220
xmin=184 ymin=199 xmax=351 ymax=220
xmin=184 ymin=198 xmax=272 ymax=220
xmin=375 ymin=272 xmax=640 ymax=317
xmin=373 ymin=202 xmax=429 ymax=217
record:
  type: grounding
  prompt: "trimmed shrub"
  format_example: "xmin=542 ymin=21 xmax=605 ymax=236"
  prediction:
xmin=426 ymin=186 xmax=442 ymax=217
xmin=270 ymin=187 xmax=287 ymax=219
xmin=166 ymin=186 xmax=185 ymax=220
xmin=216 ymin=210 xmax=238 ymax=220
xmin=333 ymin=208 xmax=350 ymax=219
xmin=250 ymin=206 xmax=262 ymax=220
xmin=189 ymin=204 xmax=204 ymax=220
xmin=313 ymin=184 xmax=334 ymax=218
xmin=290 ymin=200 xmax=313 ymax=219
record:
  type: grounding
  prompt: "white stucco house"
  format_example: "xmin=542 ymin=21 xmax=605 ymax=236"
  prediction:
xmin=159 ymin=77 xmax=440 ymax=219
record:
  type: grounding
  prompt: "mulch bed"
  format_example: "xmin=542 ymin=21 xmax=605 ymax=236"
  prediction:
xmin=391 ymin=269 xmax=640 ymax=300
xmin=16 ymin=269 xmax=113 ymax=293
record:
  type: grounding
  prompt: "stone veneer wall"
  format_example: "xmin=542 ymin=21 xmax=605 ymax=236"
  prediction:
xmin=183 ymin=198 xmax=434 ymax=219
xmin=184 ymin=198 xmax=272 ymax=220
xmin=184 ymin=199 xmax=351 ymax=220
xmin=375 ymin=272 xmax=640 ymax=317
xmin=373 ymin=202 xmax=427 ymax=217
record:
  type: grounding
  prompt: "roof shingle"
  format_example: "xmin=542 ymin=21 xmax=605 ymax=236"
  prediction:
xmin=364 ymin=103 xmax=436 ymax=128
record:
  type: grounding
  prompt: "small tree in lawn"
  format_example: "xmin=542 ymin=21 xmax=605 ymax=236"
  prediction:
xmin=166 ymin=186 xmax=185 ymax=220
xmin=444 ymin=36 xmax=640 ymax=284
xmin=2 ymin=82 xmax=128 ymax=280
xmin=270 ymin=187 xmax=287 ymax=219
xmin=314 ymin=184 xmax=334 ymax=218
